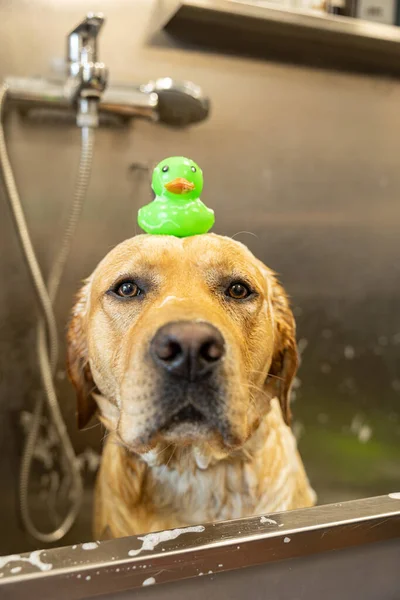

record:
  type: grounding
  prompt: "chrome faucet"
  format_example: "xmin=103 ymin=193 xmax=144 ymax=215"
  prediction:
xmin=66 ymin=13 xmax=108 ymax=127
xmin=3 ymin=14 xmax=210 ymax=128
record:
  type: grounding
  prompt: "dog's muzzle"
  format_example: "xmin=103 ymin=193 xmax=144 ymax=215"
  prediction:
xmin=147 ymin=320 xmax=226 ymax=432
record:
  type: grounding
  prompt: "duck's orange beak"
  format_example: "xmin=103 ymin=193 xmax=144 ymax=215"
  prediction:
xmin=164 ymin=178 xmax=195 ymax=194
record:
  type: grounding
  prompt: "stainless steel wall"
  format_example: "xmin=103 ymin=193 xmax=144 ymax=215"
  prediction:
xmin=1 ymin=0 xmax=399 ymax=555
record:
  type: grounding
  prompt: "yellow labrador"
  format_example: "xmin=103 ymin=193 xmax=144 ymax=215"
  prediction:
xmin=67 ymin=234 xmax=315 ymax=539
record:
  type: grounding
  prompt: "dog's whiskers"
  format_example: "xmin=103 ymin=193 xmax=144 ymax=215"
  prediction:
xmin=231 ymin=231 xmax=258 ymax=240
xmin=249 ymin=367 xmax=285 ymax=383
xmin=80 ymin=421 xmax=101 ymax=432
xmin=101 ymin=424 xmax=119 ymax=445
xmin=160 ymin=445 xmax=177 ymax=477
xmin=151 ymin=443 xmax=174 ymax=464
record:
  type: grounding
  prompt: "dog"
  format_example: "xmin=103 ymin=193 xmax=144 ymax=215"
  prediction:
xmin=67 ymin=233 xmax=316 ymax=539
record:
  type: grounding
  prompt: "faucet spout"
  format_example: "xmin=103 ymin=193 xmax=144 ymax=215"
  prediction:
xmin=67 ymin=13 xmax=105 ymax=76
xmin=66 ymin=13 xmax=108 ymax=128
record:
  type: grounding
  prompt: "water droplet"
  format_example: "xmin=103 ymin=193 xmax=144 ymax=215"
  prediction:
xmin=298 ymin=339 xmax=308 ymax=355
xmin=11 ymin=567 xmax=22 ymax=574
xmin=358 ymin=425 xmax=372 ymax=443
xmin=392 ymin=380 xmax=400 ymax=392
xmin=322 ymin=329 xmax=332 ymax=339
xmin=392 ymin=333 xmax=400 ymax=345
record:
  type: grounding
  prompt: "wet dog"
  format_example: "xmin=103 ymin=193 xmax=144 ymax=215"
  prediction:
xmin=67 ymin=234 xmax=315 ymax=538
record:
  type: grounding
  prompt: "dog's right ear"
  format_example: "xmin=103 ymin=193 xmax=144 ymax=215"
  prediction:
xmin=66 ymin=280 xmax=97 ymax=429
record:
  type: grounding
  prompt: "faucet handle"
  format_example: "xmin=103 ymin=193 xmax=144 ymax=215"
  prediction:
xmin=67 ymin=13 xmax=105 ymax=71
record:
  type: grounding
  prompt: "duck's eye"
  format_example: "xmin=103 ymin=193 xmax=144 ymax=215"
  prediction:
xmin=162 ymin=165 xmax=169 ymax=173
xmin=191 ymin=166 xmax=196 ymax=173
xmin=115 ymin=281 xmax=141 ymax=298
xmin=226 ymin=282 xmax=251 ymax=300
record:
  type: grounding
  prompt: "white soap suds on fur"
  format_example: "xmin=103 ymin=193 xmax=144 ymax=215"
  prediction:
xmin=82 ymin=542 xmax=98 ymax=550
xmin=284 ymin=537 xmax=291 ymax=543
xmin=260 ymin=516 xmax=278 ymax=525
xmin=0 ymin=550 xmax=52 ymax=572
xmin=389 ymin=492 xmax=400 ymax=500
xmin=128 ymin=525 xmax=205 ymax=557
xmin=143 ymin=577 xmax=156 ymax=586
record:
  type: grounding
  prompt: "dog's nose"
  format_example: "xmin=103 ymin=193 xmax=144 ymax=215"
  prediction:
xmin=150 ymin=321 xmax=225 ymax=381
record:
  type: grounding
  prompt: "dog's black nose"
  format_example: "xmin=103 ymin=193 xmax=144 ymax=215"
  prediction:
xmin=150 ymin=321 xmax=225 ymax=381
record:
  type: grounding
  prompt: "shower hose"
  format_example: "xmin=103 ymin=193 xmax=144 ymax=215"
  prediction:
xmin=0 ymin=82 xmax=94 ymax=543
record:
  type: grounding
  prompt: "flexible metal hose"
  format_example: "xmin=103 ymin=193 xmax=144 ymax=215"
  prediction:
xmin=0 ymin=84 xmax=58 ymax=368
xmin=0 ymin=82 xmax=94 ymax=543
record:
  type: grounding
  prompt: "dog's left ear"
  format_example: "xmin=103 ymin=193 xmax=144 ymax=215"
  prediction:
xmin=265 ymin=272 xmax=299 ymax=426
xmin=66 ymin=280 xmax=97 ymax=429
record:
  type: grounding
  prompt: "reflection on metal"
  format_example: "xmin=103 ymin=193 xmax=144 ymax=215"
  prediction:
xmin=0 ymin=495 xmax=399 ymax=598
xmin=158 ymin=0 xmax=400 ymax=75
xmin=4 ymin=9 xmax=210 ymax=128
xmin=5 ymin=77 xmax=210 ymax=127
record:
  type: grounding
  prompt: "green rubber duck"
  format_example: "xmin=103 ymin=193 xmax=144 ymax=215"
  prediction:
xmin=137 ymin=156 xmax=215 ymax=237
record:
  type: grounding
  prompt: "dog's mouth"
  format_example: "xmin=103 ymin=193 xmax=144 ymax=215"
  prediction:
xmin=154 ymin=403 xmax=241 ymax=451
xmin=152 ymin=402 xmax=218 ymax=445
xmin=161 ymin=404 xmax=207 ymax=432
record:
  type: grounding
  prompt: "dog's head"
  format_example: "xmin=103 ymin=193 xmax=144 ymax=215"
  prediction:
xmin=67 ymin=234 xmax=298 ymax=465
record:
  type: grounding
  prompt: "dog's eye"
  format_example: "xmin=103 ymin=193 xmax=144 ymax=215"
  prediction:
xmin=227 ymin=282 xmax=251 ymax=300
xmin=116 ymin=281 xmax=141 ymax=298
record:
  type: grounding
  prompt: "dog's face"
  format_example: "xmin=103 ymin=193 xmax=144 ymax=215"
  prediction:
xmin=67 ymin=234 xmax=298 ymax=465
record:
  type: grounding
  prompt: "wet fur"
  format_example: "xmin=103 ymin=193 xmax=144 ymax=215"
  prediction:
xmin=67 ymin=234 xmax=315 ymax=539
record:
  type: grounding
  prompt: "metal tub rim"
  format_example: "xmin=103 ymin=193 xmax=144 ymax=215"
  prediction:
xmin=0 ymin=493 xmax=399 ymax=599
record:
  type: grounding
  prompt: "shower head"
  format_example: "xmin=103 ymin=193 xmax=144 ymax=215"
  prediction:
xmin=143 ymin=78 xmax=210 ymax=127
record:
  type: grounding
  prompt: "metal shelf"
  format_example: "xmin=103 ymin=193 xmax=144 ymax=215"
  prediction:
xmin=156 ymin=0 xmax=400 ymax=76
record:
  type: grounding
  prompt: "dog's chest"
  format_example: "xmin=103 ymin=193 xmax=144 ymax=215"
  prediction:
xmin=96 ymin=401 xmax=315 ymax=538
xmin=148 ymin=462 xmax=255 ymax=523
xmin=147 ymin=417 xmax=302 ymax=523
